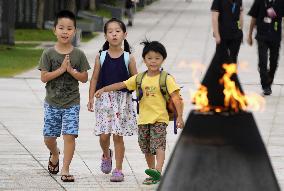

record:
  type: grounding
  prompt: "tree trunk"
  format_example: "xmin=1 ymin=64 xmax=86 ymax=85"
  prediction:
xmin=36 ymin=0 xmax=45 ymax=29
xmin=66 ymin=0 xmax=76 ymax=13
xmin=0 ymin=0 xmax=16 ymax=45
xmin=89 ymin=0 xmax=96 ymax=11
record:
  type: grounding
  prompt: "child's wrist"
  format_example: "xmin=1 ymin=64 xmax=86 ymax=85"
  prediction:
xmin=58 ymin=67 xmax=64 ymax=74
xmin=72 ymin=68 xmax=78 ymax=74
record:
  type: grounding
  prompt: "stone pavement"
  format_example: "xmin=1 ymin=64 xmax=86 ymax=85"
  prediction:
xmin=1 ymin=0 xmax=284 ymax=190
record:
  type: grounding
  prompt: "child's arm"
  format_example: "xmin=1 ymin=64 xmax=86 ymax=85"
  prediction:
xmin=128 ymin=54 xmax=138 ymax=76
xmin=40 ymin=55 xmax=68 ymax=83
xmin=67 ymin=63 xmax=88 ymax=83
xmin=95 ymin=82 xmax=127 ymax=98
xmin=171 ymin=91 xmax=184 ymax=129
xmin=87 ymin=55 xmax=101 ymax=112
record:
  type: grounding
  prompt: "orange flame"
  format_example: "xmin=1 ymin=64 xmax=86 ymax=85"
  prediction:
xmin=219 ymin=64 xmax=247 ymax=112
xmin=191 ymin=85 xmax=210 ymax=112
xmin=191 ymin=62 xmax=266 ymax=112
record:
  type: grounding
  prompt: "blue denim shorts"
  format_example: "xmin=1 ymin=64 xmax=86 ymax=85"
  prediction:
xmin=43 ymin=102 xmax=80 ymax=137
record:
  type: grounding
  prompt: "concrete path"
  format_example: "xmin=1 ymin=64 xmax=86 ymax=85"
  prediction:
xmin=1 ymin=0 xmax=284 ymax=190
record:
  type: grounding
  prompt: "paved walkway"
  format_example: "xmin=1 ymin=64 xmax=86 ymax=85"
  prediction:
xmin=1 ymin=0 xmax=284 ymax=190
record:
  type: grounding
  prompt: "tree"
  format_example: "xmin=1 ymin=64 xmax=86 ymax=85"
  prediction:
xmin=89 ymin=0 xmax=96 ymax=11
xmin=36 ymin=0 xmax=45 ymax=29
xmin=66 ymin=0 xmax=76 ymax=13
xmin=0 ymin=0 xmax=16 ymax=45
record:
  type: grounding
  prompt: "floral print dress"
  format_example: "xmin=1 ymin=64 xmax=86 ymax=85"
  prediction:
xmin=94 ymin=91 xmax=137 ymax=136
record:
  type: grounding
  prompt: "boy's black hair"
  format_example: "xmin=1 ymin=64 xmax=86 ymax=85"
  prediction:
xmin=54 ymin=10 xmax=76 ymax=28
xmin=140 ymin=40 xmax=167 ymax=59
xmin=101 ymin=18 xmax=131 ymax=53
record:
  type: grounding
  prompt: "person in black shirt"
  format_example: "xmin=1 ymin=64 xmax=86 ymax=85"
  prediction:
xmin=247 ymin=0 xmax=283 ymax=96
xmin=125 ymin=0 xmax=135 ymax=26
xmin=211 ymin=0 xmax=244 ymax=64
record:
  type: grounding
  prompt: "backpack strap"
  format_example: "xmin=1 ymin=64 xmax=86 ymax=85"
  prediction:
xmin=123 ymin=51 xmax=130 ymax=74
xmin=99 ymin=50 xmax=107 ymax=66
xmin=159 ymin=70 xmax=178 ymax=134
xmin=159 ymin=70 xmax=170 ymax=102
xmin=135 ymin=71 xmax=147 ymax=101
xmin=99 ymin=50 xmax=130 ymax=74
xmin=134 ymin=71 xmax=147 ymax=114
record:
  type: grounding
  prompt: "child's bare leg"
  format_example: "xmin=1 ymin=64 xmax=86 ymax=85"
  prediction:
xmin=113 ymin=135 xmax=125 ymax=170
xmin=100 ymin=134 xmax=111 ymax=157
xmin=44 ymin=137 xmax=59 ymax=164
xmin=155 ymin=148 xmax=165 ymax=172
xmin=61 ymin=135 xmax=75 ymax=175
xmin=145 ymin=153 xmax=155 ymax=169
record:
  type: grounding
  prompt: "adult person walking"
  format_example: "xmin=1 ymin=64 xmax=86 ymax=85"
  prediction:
xmin=247 ymin=0 xmax=284 ymax=96
xmin=211 ymin=0 xmax=244 ymax=64
xmin=125 ymin=0 xmax=135 ymax=26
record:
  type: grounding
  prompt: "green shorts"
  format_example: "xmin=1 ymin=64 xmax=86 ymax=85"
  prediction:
xmin=138 ymin=122 xmax=167 ymax=155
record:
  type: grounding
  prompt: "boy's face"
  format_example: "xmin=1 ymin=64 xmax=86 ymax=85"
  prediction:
xmin=105 ymin=22 xmax=127 ymax=47
xmin=53 ymin=18 xmax=76 ymax=45
xmin=143 ymin=51 xmax=164 ymax=72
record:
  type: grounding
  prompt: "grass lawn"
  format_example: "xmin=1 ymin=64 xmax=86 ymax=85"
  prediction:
xmin=94 ymin=8 xmax=112 ymax=18
xmin=0 ymin=45 xmax=43 ymax=77
xmin=81 ymin=32 xmax=98 ymax=42
xmin=0 ymin=29 xmax=98 ymax=77
xmin=15 ymin=29 xmax=56 ymax=41
xmin=15 ymin=29 xmax=97 ymax=43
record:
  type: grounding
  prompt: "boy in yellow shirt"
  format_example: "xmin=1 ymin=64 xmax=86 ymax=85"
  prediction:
xmin=95 ymin=40 xmax=184 ymax=185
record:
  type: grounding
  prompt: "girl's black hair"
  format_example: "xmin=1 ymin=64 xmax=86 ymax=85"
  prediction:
xmin=140 ymin=39 xmax=167 ymax=59
xmin=101 ymin=18 xmax=131 ymax=53
xmin=54 ymin=10 xmax=76 ymax=28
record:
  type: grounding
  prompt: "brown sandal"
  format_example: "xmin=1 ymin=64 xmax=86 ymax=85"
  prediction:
xmin=61 ymin=175 xmax=75 ymax=182
xmin=48 ymin=151 xmax=60 ymax=174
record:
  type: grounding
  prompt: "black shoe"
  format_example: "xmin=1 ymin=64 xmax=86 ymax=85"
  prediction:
xmin=263 ymin=87 xmax=272 ymax=96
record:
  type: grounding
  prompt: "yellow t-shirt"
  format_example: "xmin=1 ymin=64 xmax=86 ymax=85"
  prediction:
xmin=124 ymin=73 xmax=180 ymax=125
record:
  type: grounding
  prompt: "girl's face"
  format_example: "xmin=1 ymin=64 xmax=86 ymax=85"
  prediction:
xmin=105 ymin=22 xmax=127 ymax=47
xmin=143 ymin=51 xmax=164 ymax=73
xmin=54 ymin=18 xmax=76 ymax=45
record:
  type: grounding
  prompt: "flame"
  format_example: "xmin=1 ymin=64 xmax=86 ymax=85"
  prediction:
xmin=245 ymin=92 xmax=266 ymax=112
xmin=191 ymin=62 xmax=265 ymax=113
xmin=191 ymin=85 xmax=210 ymax=112
xmin=219 ymin=64 xmax=247 ymax=112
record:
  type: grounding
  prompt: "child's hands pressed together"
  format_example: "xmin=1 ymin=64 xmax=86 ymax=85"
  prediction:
xmin=95 ymin=88 xmax=105 ymax=98
xmin=60 ymin=54 xmax=69 ymax=73
xmin=65 ymin=54 xmax=73 ymax=73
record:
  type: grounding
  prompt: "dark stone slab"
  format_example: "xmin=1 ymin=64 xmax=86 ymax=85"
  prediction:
xmin=158 ymin=111 xmax=280 ymax=191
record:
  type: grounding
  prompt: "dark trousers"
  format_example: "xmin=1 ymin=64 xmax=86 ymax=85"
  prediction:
xmin=201 ymin=36 xmax=243 ymax=107
xmin=257 ymin=39 xmax=280 ymax=89
xmin=216 ymin=36 xmax=242 ymax=64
